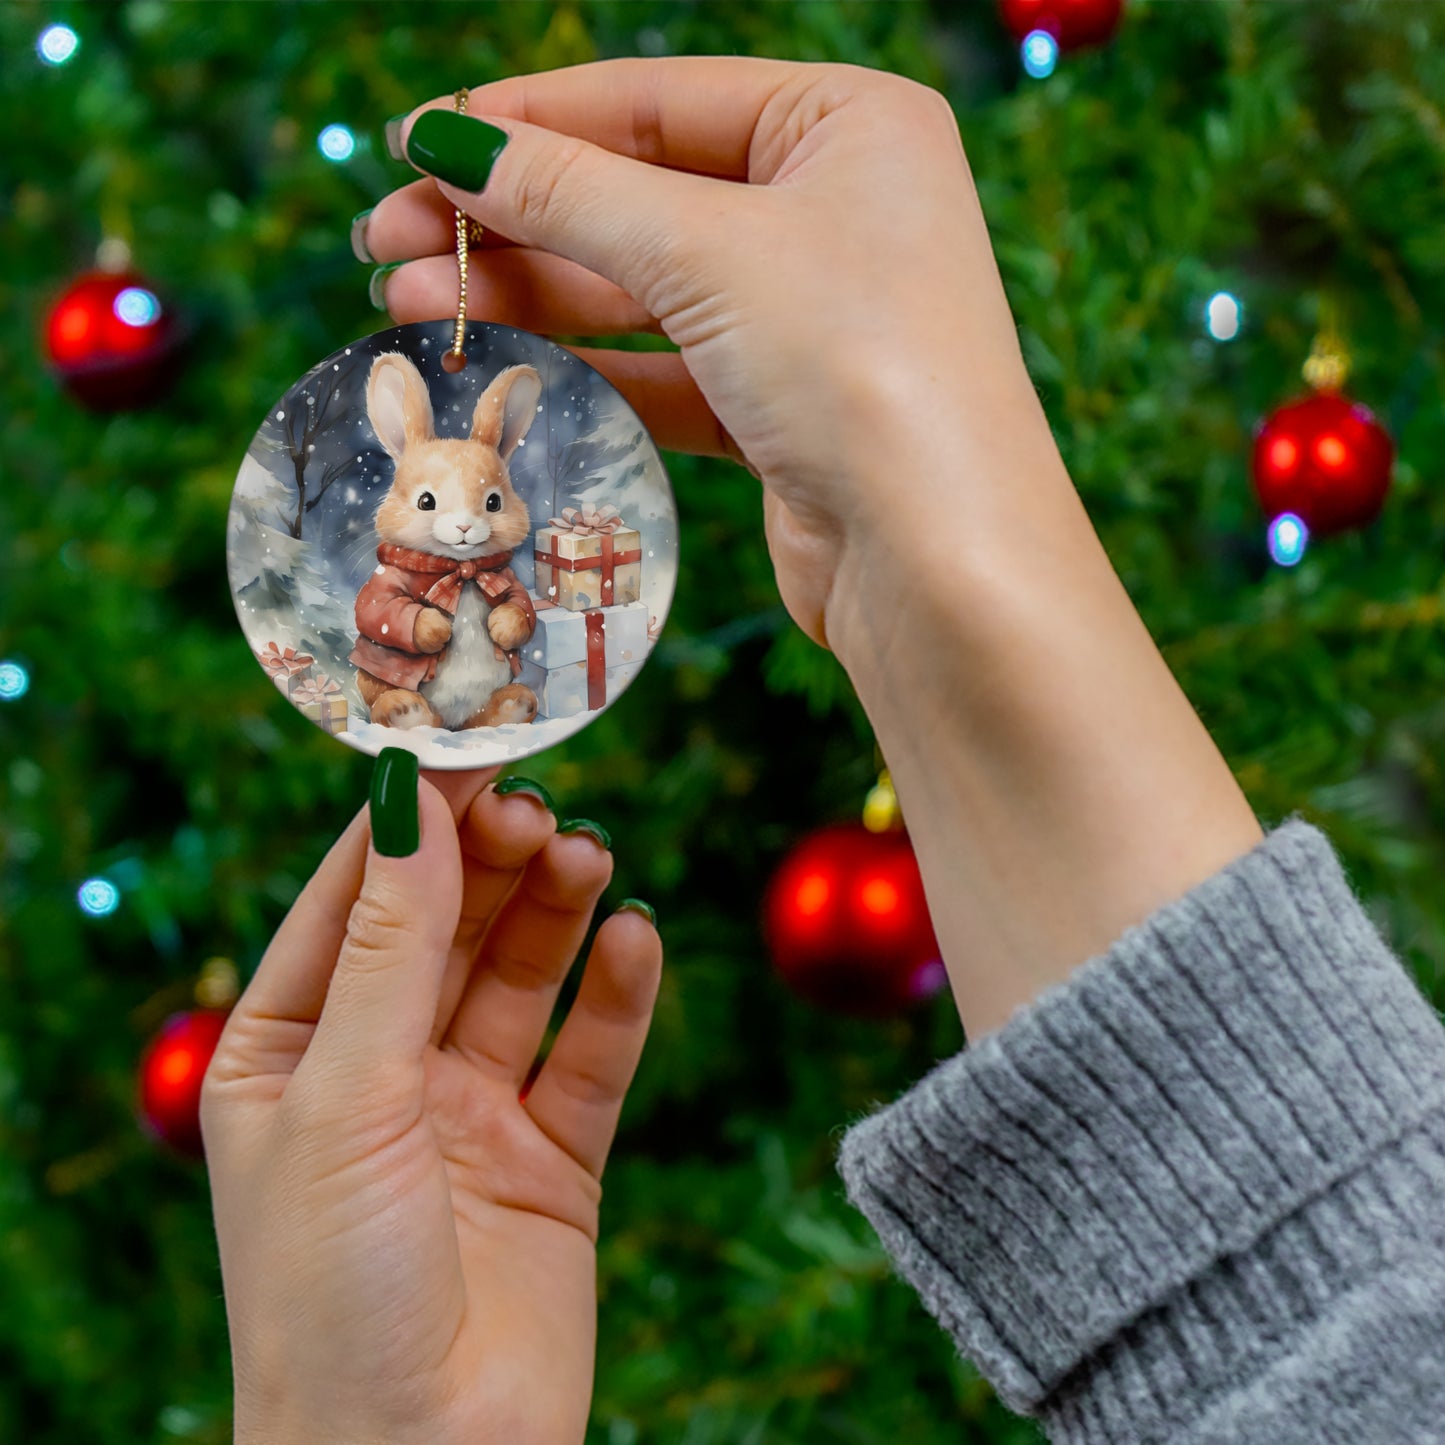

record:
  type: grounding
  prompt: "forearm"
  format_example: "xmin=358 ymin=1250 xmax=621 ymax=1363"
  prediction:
xmin=826 ymin=384 xmax=1262 ymax=1040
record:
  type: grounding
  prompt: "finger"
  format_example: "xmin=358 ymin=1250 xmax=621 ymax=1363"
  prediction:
xmin=380 ymin=248 xmax=662 ymax=337
xmin=422 ymin=765 xmax=502 ymax=825
xmin=399 ymin=108 xmax=759 ymax=312
xmin=360 ymin=177 xmax=520 ymax=262
xmin=411 ymin=56 xmax=809 ymax=181
xmin=440 ymin=828 xmax=613 ymax=1084
xmin=523 ymin=908 xmax=663 ymax=1180
xmin=301 ymin=778 xmax=463 ymax=1086
xmin=208 ymin=804 xmax=371 ymax=1080
xmin=429 ymin=783 xmax=558 ymax=1048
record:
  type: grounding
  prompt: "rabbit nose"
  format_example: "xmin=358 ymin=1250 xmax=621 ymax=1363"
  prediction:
xmin=456 ymin=522 xmax=472 ymax=535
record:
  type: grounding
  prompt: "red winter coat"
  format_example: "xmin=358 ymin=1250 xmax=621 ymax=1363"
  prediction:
xmin=349 ymin=543 xmax=536 ymax=691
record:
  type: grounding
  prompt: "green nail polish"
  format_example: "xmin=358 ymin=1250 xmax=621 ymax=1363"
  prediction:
xmin=350 ymin=208 xmax=375 ymax=264
xmin=405 ymin=110 xmax=510 ymax=192
xmin=370 ymin=747 xmax=420 ymax=857
xmin=369 ymin=261 xmax=403 ymax=311
xmin=558 ymin=818 xmax=611 ymax=851
xmin=617 ymin=898 xmax=656 ymax=926
xmin=494 ymin=776 xmax=555 ymax=812
xmin=384 ymin=113 xmax=409 ymax=162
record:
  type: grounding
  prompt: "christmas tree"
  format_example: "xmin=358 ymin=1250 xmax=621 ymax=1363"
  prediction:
xmin=2 ymin=3 xmax=1443 ymax=1442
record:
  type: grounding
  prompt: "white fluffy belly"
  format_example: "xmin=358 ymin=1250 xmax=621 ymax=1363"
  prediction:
xmin=421 ymin=587 xmax=513 ymax=729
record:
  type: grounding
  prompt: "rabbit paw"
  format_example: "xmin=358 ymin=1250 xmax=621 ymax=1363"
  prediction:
xmin=414 ymin=607 xmax=453 ymax=654
xmin=465 ymin=684 xmax=538 ymax=729
xmin=486 ymin=602 xmax=532 ymax=652
xmin=370 ymin=688 xmax=442 ymax=730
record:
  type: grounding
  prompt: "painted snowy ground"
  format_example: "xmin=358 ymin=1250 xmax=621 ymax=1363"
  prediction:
xmin=334 ymin=713 xmax=599 ymax=770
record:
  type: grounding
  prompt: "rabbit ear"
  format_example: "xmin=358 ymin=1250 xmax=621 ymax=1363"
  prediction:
xmin=367 ymin=353 xmax=434 ymax=461
xmin=470 ymin=364 xmax=543 ymax=460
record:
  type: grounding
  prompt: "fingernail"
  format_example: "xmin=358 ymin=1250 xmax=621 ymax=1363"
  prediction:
xmin=384 ymin=113 xmax=409 ymax=162
xmin=350 ymin=208 xmax=375 ymax=264
xmin=558 ymin=818 xmax=611 ymax=851
xmin=493 ymin=775 xmax=555 ymax=812
xmin=371 ymin=747 xmax=420 ymax=857
xmin=369 ymin=261 xmax=404 ymax=311
xmin=617 ymin=898 xmax=656 ymax=926
xmin=405 ymin=110 xmax=510 ymax=192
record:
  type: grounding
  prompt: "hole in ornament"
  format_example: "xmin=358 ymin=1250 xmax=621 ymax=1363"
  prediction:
xmin=441 ymin=350 xmax=467 ymax=373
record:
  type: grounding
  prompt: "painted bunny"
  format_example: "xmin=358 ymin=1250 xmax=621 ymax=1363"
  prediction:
xmin=349 ymin=353 xmax=542 ymax=730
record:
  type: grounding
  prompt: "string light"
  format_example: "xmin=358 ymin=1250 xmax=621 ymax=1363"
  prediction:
xmin=1267 ymin=512 xmax=1309 ymax=567
xmin=1021 ymin=30 xmax=1060 ymax=78
xmin=77 ymin=878 xmax=121 ymax=917
xmin=113 ymin=287 xmax=162 ymax=328
xmin=317 ymin=124 xmax=356 ymax=162
xmin=0 ymin=660 xmax=29 ymax=701
xmin=37 ymin=24 xmax=79 ymax=66
xmin=1205 ymin=291 xmax=1242 ymax=341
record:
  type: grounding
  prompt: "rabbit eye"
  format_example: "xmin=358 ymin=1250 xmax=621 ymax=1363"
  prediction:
xmin=416 ymin=491 xmax=436 ymax=511
xmin=485 ymin=491 xmax=503 ymax=513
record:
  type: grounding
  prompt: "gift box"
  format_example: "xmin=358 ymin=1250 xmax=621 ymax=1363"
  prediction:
xmin=257 ymin=640 xmax=315 ymax=696
xmin=291 ymin=673 xmax=349 ymax=734
xmin=534 ymin=505 xmax=641 ymax=613
xmin=521 ymin=600 xmax=649 ymax=671
xmin=519 ymin=655 xmax=644 ymax=720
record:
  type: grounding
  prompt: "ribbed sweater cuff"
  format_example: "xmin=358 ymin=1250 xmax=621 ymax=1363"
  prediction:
xmin=836 ymin=818 xmax=1445 ymax=1433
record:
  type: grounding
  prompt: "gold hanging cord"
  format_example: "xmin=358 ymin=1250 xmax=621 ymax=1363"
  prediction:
xmin=442 ymin=88 xmax=486 ymax=373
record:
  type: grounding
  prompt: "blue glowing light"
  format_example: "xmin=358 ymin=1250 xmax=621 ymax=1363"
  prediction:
xmin=1205 ymin=291 xmax=1242 ymax=342
xmin=38 ymin=24 xmax=79 ymax=66
xmin=1021 ymin=30 xmax=1059 ymax=79
xmin=0 ymin=660 xmax=29 ymax=701
xmin=318 ymin=124 xmax=356 ymax=162
xmin=1267 ymin=512 xmax=1309 ymax=567
xmin=78 ymin=878 xmax=121 ymax=917
xmin=114 ymin=287 xmax=161 ymax=328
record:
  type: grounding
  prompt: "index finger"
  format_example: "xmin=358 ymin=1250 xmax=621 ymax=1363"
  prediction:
xmin=406 ymin=55 xmax=809 ymax=181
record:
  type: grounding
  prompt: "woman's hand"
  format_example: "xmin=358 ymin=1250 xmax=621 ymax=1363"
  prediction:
xmin=201 ymin=759 xmax=661 ymax=1445
xmin=362 ymin=58 xmax=1262 ymax=1042
xmin=361 ymin=56 xmax=1051 ymax=651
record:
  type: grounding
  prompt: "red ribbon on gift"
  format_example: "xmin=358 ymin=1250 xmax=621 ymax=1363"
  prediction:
xmin=585 ymin=610 xmax=606 ymax=710
xmin=257 ymin=641 xmax=315 ymax=678
xmin=536 ymin=531 xmax=642 ymax=601
xmin=291 ymin=673 xmax=343 ymax=708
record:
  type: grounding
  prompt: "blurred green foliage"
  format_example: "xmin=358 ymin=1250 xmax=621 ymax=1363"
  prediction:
xmin=1 ymin=2 xmax=1443 ymax=1442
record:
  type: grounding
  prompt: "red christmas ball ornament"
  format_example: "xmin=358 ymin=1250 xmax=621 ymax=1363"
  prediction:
xmin=137 ymin=1009 xmax=230 ymax=1157
xmin=44 ymin=269 xmax=182 ymax=410
xmin=764 ymin=822 xmax=946 ymax=1017
xmin=1251 ymin=392 xmax=1394 ymax=537
xmin=998 ymin=0 xmax=1125 ymax=50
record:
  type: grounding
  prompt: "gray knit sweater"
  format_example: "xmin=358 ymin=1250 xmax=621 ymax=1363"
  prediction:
xmin=836 ymin=819 xmax=1445 ymax=1443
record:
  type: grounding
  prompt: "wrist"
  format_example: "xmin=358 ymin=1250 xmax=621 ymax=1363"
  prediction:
xmin=821 ymin=412 xmax=1261 ymax=1039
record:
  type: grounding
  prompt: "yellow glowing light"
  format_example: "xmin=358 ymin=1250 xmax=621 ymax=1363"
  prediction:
xmin=794 ymin=873 xmax=831 ymax=918
xmin=159 ymin=1048 xmax=195 ymax=1088
xmin=1268 ymin=436 xmax=1298 ymax=474
xmin=859 ymin=877 xmax=900 ymax=918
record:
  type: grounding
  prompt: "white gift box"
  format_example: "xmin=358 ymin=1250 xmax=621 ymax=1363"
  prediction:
xmin=520 ymin=600 xmax=649 ymax=671
xmin=518 ymin=656 xmax=644 ymax=720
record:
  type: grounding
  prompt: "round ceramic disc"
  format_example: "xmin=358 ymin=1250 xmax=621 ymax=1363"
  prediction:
xmin=227 ymin=320 xmax=677 ymax=768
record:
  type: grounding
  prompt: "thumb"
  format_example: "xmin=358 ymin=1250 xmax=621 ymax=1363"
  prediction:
xmin=398 ymin=106 xmax=746 ymax=318
xmin=302 ymin=750 xmax=462 ymax=1090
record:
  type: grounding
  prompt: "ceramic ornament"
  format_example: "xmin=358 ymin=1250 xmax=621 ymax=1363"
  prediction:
xmin=226 ymin=319 xmax=677 ymax=769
